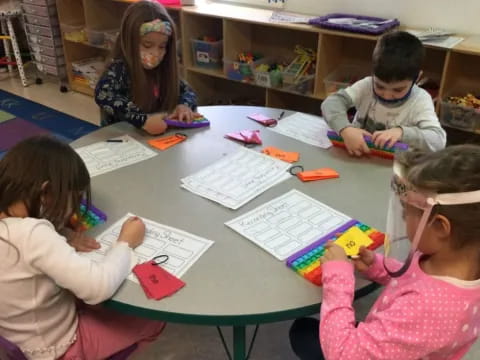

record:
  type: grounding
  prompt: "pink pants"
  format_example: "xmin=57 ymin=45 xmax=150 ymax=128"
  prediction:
xmin=60 ymin=305 xmax=165 ymax=360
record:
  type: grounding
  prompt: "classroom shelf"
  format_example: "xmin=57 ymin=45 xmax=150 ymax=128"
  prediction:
xmin=55 ymin=0 xmax=480 ymax=132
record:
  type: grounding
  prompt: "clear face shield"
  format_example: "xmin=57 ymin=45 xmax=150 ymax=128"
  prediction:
xmin=384 ymin=161 xmax=480 ymax=277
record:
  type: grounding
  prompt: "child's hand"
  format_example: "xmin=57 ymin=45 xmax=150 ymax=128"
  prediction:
xmin=66 ymin=230 xmax=101 ymax=252
xmin=372 ymin=127 xmax=403 ymax=149
xmin=168 ymin=105 xmax=201 ymax=123
xmin=320 ymin=241 xmax=349 ymax=263
xmin=118 ymin=216 xmax=145 ymax=249
xmin=143 ymin=113 xmax=167 ymax=135
xmin=352 ymin=246 xmax=376 ymax=272
xmin=340 ymin=127 xmax=372 ymax=157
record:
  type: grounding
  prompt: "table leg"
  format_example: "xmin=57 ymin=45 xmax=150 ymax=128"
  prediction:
xmin=233 ymin=325 xmax=246 ymax=360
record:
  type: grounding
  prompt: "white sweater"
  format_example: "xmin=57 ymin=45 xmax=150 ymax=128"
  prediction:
xmin=0 ymin=217 xmax=134 ymax=360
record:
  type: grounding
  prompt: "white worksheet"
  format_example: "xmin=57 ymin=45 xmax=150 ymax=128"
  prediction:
xmin=76 ymin=135 xmax=157 ymax=177
xmin=269 ymin=113 xmax=332 ymax=149
xmin=181 ymin=147 xmax=291 ymax=210
xmin=225 ymin=189 xmax=351 ymax=260
xmin=83 ymin=213 xmax=214 ymax=282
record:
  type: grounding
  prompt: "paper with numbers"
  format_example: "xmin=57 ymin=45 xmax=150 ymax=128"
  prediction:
xmin=181 ymin=147 xmax=291 ymax=210
xmin=76 ymin=135 xmax=157 ymax=177
xmin=225 ymin=189 xmax=351 ymax=260
xmin=269 ymin=113 xmax=332 ymax=149
xmin=83 ymin=213 xmax=214 ymax=282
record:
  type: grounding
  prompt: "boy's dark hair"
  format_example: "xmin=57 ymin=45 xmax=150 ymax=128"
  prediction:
xmin=397 ymin=145 xmax=480 ymax=248
xmin=372 ymin=31 xmax=425 ymax=83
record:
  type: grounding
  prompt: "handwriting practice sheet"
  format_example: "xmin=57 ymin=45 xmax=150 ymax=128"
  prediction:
xmin=226 ymin=190 xmax=351 ymax=260
xmin=83 ymin=213 xmax=214 ymax=282
xmin=269 ymin=113 xmax=332 ymax=149
xmin=76 ymin=135 xmax=157 ymax=177
xmin=181 ymin=147 xmax=291 ymax=209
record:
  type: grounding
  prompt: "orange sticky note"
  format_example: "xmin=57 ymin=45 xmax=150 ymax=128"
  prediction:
xmin=335 ymin=226 xmax=373 ymax=256
xmin=148 ymin=134 xmax=187 ymax=151
xmin=297 ymin=168 xmax=339 ymax=182
xmin=262 ymin=146 xmax=299 ymax=163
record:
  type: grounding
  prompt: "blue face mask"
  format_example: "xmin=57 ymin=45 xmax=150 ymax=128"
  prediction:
xmin=372 ymin=76 xmax=417 ymax=106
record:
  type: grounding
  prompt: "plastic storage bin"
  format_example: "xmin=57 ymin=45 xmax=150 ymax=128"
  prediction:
xmin=224 ymin=56 xmax=267 ymax=83
xmin=86 ymin=28 xmax=118 ymax=47
xmin=283 ymin=75 xmax=315 ymax=95
xmin=22 ymin=0 xmax=56 ymax=5
xmin=25 ymin=14 xmax=58 ymax=27
xmin=28 ymin=33 xmax=62 ymax=48
xmin=26 ymin=23 xmax=60 ymax=37
xmin=323 ymin=64 xmax=369 ymax=95
xmin=252 ymin=58 xmax=289 ymax=88
xmin=190 ymin=39 xmax=223 ymax=69
xmin=22 ymin=4 xmax=57 ymax=17
xmin=61 ymin=23 xmax=87 ymax=42
xmin=440 ymin=92 xmax=480 ymax=132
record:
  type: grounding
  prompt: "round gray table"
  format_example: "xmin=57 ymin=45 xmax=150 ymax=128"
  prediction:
xmin=72 ymin=105 xmax=392 ymax=360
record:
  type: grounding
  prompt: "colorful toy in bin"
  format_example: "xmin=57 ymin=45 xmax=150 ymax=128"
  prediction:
xmin=286 ymin=219 xmax=385 ymax=286
xmin=224 ymin=52 xmax=263 ymax=83
xmin=327 ymin=130 xmax=408 ymax=159
xmin=254 ymin=62 xmax=285 ymax=88
xmin=70 ymin=201 xmax=107 ymax=232
xmin=283 ymin=45 xmax=316 ymax=84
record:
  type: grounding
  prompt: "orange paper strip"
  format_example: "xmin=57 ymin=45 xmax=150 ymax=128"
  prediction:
xmin=148 ymin=134 xmax=187 ymax=151
xmin=262 ymin=146 xmax=299 ymax=163
xmin=297 ymin=168 xmax=339 ymax=182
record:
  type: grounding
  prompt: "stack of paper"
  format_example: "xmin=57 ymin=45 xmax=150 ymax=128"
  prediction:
xmin=181 ymin=147 xmax=291 ymax=209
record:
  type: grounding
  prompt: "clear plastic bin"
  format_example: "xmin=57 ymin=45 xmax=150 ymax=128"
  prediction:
xmin=28 ymin=34 xmax=62 ymax=48
xmin=22 ymin=4 xmax=56 ymax=17
xmin=224 ymin=56 xmax=267 ymax=83
xmin=323 ymin=64 xmax=369 ymax=95
xmin=22 ymin=0 xmax=57 ymax=5
xmin=31 ymin=44 xmax=63 ymax=58
xmin=440 ymin=91 xmax=480 ymax=132
xmin=61 ymin=24 xmax=87 ymax=42
xmin=26 ymin=23 xmax=60 ymax=38
xmin=35 ymin=63 xmax=66 ymax=77
xmin=283 ymin=74 xmax=315 ymax=95
xmin=86 ymin=28 xmax=117 ymax=47
xmin=25 ymin=14 xmax=57 ymax=27
xmin=252 ymin=58 xmax=289 ymax=88
xmin=190 ymin=39 xmax=223 ymax=69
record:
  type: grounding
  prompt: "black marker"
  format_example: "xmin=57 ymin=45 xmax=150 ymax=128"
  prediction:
xmin=106 ymin=139 xmax=123 ymax=143
xmin=278 ymin=111 xmax=285 ymax=120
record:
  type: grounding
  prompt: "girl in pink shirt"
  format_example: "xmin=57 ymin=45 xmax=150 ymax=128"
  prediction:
xmin=0 ymin=136 xmax=164 ymax=359
xmin=290 ymin=144 xmax=480 ymax=360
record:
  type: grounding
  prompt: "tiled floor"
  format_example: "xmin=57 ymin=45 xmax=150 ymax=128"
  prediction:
xmin=2 ymin=74 xmax=480 ymax=359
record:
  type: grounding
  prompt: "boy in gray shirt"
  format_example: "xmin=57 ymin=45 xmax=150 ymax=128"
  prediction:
xmin=321 ymin=31 xmax=446 ymax=156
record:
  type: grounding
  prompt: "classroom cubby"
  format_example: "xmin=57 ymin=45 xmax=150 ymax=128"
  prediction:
xmin=55 ymin=0 xmax=480 ymax=134
xmin=186 ymin=71 xmax=266 ymax=106
xmin=266 ymin=89 xmax=321 ymax=116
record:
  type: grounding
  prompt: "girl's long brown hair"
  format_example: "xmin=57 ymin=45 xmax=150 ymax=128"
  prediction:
xmin=0 ymin=136 xmax=91 ymax=230
xmin=113 ymin=0 xmax=179 ymax=114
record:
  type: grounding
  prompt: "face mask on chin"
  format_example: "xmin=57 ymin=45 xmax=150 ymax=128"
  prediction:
xmin=372 ymin=75 xmax=417 ymax=107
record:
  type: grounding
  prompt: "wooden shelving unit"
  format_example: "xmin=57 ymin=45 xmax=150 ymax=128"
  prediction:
xmin=55 ymin=0 xmax=480 ymax=134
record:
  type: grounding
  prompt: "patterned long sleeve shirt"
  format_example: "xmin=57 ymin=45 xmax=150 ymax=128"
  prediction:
xmin=95 ymin=59 xmax=197 ymax=128
xmin=320 ymin=253 xmax=480 ymax=360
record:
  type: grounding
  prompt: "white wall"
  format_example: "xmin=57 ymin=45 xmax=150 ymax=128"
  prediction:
xmin=285 ymin=0 xmax=480 ymax=35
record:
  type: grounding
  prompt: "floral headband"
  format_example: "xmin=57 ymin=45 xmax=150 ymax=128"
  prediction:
xmin=140 ymin=19 xmax=172 ymax=37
